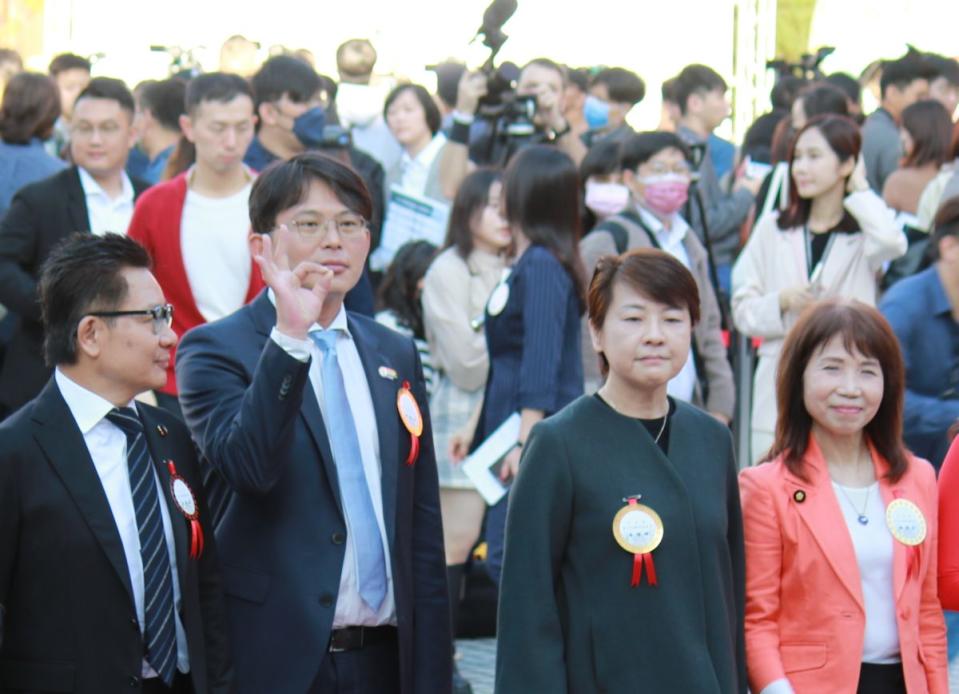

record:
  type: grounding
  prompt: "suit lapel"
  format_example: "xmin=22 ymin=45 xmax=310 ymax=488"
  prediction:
xmin=31 ymin=380 xmax=135 ymax=608
xmin=65 ymin=167 xmax=91 ymax=233
xmin=349 ymin=317 xmax=399 ymax=552
xmin=249 ymin=291 xmax=344 ymax=513
xmin=784 ymin=437 xmax=864 ymax=609
xmin=139 ymin=408 xmax=190 ymax=598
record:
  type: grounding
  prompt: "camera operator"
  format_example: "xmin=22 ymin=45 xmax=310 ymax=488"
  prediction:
xmin=439 ymin=59 xmax=587 ymax=197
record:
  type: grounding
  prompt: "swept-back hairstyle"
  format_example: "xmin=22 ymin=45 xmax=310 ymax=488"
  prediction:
xmin=443 ymin=168 xmax=502 ymax=259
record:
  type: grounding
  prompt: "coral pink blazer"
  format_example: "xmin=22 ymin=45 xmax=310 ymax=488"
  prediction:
xmin=739 ymin=436 xmax=947 ymax=694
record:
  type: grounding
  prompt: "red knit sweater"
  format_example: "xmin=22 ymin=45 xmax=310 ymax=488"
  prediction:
xmin=128 ymin=172 xmax=264 ymax=395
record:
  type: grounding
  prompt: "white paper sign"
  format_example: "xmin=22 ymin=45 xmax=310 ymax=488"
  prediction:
xmin=461 ymin=413 xmax=521 ymax=506
xmin=370 ymin=186 xmax=450 ymax=271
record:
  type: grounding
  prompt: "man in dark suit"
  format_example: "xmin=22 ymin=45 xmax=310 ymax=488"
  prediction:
xmin=176 ymin=153 xmax=450 ymax=694
xmin=0 ymin=76 xmax=150 ymax=417
xmin=0 ymin=233 xmax=233 ymax=693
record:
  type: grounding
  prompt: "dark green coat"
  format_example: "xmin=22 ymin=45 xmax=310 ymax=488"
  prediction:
xmin=495 ymin=395 xmax=746 ymax=693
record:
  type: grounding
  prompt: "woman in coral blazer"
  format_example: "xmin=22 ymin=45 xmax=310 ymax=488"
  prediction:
xmin=938 ymin=434 xmax=959 ymax=608
xmin=740 ymin=300 xmax=947 ymax=694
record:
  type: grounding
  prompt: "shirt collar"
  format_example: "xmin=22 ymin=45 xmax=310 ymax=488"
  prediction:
xmin=77 ymin=166 xmax=134 ymax=203
xmin=55 ymin=368 xmax=137 ymax=435
xmin=928 ymin=266 xmax=953 ymax=316
xmin=401 ymin=133 xmax=447 ymax=169
xmin=265 ymin=290 xmax=352 ymax=337
xmin=635 ymin=204 xmax=689 ymax=245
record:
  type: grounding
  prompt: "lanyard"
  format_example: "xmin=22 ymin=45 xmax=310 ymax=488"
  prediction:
xmin=804 ymin=226 xmax=837 ymax=285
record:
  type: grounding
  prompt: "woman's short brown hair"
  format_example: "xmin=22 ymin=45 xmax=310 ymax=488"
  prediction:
xmin=0 ymin=72 xmax=61 ymax=144
xmin=587 ymin=248 xmax=700 ymax=377
xmin=767 ymin=299 xmax=909 ymax=481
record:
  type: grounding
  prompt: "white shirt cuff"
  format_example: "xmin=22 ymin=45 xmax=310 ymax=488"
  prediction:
xmin=759 ymin=677 xmax=795 ymax=694
xmin=270 ymin=327 xmax=312 ymax=363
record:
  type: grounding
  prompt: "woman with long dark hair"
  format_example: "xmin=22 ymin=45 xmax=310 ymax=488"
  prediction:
xmin=741 ymin=300 xmax=947 ymax=694
xmin=733 ymin=114 xmax=906 ymax=462
xmin=451 ymin=145 xmax=585 ymax=585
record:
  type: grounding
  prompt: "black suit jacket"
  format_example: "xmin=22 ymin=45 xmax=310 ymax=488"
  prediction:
xmin=175 ymin=292 xmax=451 ymax=694
xmin=0 ymin=168 xmax=150 ymax=413
xmin=0 ymin=378 xmax=233 ymax=693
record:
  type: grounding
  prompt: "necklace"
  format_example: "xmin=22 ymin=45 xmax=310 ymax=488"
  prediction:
xmin=650 ymin=414 xmax=668 ymax=444
xmin=599 ymin=389 xmax=669 ymax=444
xmin=835 ymin=483 xmax=871 ymax=525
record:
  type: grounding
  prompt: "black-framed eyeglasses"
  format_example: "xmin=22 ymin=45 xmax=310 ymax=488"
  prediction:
xmin=285 ymin=216 xmax=368 ymax=239
xmin=86 ymin=304 xmax=174 ymax=335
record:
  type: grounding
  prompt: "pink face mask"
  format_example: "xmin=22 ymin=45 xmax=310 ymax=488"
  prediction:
xmin=585 ymin=180 xmax=630 ymax=219
xmin=639 ymin=174 xmax=690 ymax=216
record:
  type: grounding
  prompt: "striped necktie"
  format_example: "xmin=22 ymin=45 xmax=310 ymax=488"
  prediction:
xmin=310 ymin=329 xmax=388 ymax=612
xmin=106 ymin=407 xmax=177 ymax=686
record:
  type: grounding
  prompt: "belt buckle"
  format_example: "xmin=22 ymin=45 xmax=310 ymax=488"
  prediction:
xmin=329 ymin=627 xmax=363 ymax=653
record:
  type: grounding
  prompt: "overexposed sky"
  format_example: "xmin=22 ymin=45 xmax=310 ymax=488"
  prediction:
xmin=29 ymin=0 xmax=959 ymax=134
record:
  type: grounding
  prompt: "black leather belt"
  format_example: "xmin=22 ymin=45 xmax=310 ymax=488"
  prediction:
xmin=328 ymin=625 xmax=397 ymax=652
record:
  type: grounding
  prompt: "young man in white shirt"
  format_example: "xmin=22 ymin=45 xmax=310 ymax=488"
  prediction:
xmin=128 ymin=73 xmax=261 ymax=415
xmin=0 ymin=76 xmax=149 ymax=417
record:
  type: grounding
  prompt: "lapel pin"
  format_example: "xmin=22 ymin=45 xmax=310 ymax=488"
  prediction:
xmin=157 ymin=424 xmax=169 ymax=437
xmin=379 ymin=366 xmax=398 ymax=380
xmin=793 ymin=490 xmax=806 ymax=503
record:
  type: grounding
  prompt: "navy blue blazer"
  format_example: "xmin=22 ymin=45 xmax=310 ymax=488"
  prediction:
xmin=477 ymin=245 xmax=583 ymax=441
xmin=175 ymin=291 xmax=451 ymax=694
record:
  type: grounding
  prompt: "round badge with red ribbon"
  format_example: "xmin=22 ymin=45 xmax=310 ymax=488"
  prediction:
xmin=397 ymin=381 xmax=423 ymax=467
xmin=166 ymin=460 xmax=204 ymax=559
xmin=612 ymin=495 xmax=663 ymax=587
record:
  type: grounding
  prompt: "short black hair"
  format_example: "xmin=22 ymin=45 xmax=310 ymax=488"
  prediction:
xmin=673 ymin=64 xmax=727 ymax=115
xmin=185 ymin=72 xmax=254 ymax=114
xmin=580 ymin=138 xmax=622 ymax=180
xmin=251 ymin=55 xmax=321 ymax=112
xmin=249 ymin=152 xmax=373 ymax=234
xmin=48 ymin=52 xmax=90 ymax=77
xmin=40 ymin=233 xmax=152 ymax=366
xmin=926 ymin=53 xmax=959 ymax=87
xmin=521 ymin=58 xmax=567 ymax=86
xmin=75 ymin=77 xmax=135 ymax=115
xmin=880 ymin=53 xmax=936 ymax=97
xmin=566 ymin=67 xmax=590 ymax=93
xmin=825 ymin=72 xmax=862 ymax=105
xmin=590 ymin=67 xmax=645 ymax=106
xmin=771 ymin=75 xmax=807 ymax=110
xmin=139 ymin=78 xmax=187 ymax=131
xmin=620 ymin=131 xmax=691 ymax=172
xmin=383 ymin=84 xmax=441 ymax=136
xmin=799 ymin=82 xmax=849 ymax=120
xmin=0 ymin=48 xmax=22 ymax=68
xmin=661 ymin=77 xmax=678 ymax=104
xmin=933 ymin=197 xmax=959 ymax=254
xmin=431 ymin=61 xmax=465 ymax=108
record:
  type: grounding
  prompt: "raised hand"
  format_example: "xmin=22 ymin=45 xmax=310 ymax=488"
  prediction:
xmin=253 ymin=228 xmax=333 ymax=339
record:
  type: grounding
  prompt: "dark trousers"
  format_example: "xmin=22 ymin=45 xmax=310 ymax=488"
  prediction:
xmin=309 ymin=631 xmax=400 ymax=694
xmin=142 ymin=671 xmax=193 ymax=694
xmin=484 ymin=494 xmax=508 ymax=586
xmin=857 ymin=662 xmax=906 ymax=694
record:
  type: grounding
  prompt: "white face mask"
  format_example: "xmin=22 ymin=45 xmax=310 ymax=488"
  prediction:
xmin=336 ymin=82 xmax=391 ymax=128
xmin=585 ymin=180 xmax=630 ymax=219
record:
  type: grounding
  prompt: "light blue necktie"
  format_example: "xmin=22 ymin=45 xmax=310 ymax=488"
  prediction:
xmin=310 ymin=329 xmax=388 ymax=612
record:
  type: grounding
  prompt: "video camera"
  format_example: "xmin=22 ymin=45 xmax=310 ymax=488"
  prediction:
xmin=766 ymin=46 xmax=835 ymax=81
xmin=472 ymin=0 xmax=547 ymax=165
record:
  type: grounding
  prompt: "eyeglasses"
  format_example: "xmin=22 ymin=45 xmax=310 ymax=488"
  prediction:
xmin=284 ymin=216 xmax=368 ymax=239
xmin=71 ymin=121 xmax=123 ymax=139
xmin=87 ymin=304 xmax=174 ymax=335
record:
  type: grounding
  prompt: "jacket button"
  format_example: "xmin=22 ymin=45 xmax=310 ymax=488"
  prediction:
xmin=331 ymin=532 xmax=345 ymax=545
xmin=129 ymin=675 xmax=140 ymax=687
xmin=319 ymin=594 xmax=334 ymax=608
xmin=130 ymin=616 xmax=139 ymax=627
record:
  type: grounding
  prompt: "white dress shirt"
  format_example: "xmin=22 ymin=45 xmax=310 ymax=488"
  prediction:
xmin=181 ymin=173 xmax=254 ymax=322
xmin=636 ymin=206 xmax=698 ymax=403
xmin=54 ymin=369 xmax=188 ymax=677
xmin=397 ymin=133 xmax=447 ymax=197
xmin=77 ymin=166 xmax=135 ymax=236
xmin=268 ymin=296 xmax=397 ymax=627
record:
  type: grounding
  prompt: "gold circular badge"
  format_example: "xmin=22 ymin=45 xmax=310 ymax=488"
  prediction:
xmin=612 ymin=503 xmax=664 ymax=555
xmin=396 ymin=388 xmax=423 ymax=438
xmin=886 ymin=498 xmax=927 ymax=546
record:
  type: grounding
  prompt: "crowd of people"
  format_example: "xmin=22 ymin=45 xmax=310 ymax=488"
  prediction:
xmin=1 ymin=32 xmax=959 ymax=694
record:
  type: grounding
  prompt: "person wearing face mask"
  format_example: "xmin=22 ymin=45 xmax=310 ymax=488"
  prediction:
xmin=581 ymin=67 xmax=645 ymax=149
xmin=580 ymin=138 xmax=629 ymax=231
xmin=245 ymin=55 xmax=384 ymax=316
xmin=732 ymin=115 xmax=906 ymax=464
xmin=579 ymin=131 xmax=735 ymax=426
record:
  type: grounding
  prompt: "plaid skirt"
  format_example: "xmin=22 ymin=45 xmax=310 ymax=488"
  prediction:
xmin=430 ymin=372 xmax=484 ymax=489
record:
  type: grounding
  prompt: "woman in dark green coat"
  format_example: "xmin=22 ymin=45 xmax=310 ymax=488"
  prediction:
xmin=495 ymin=248 xmax=746 ymax=693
